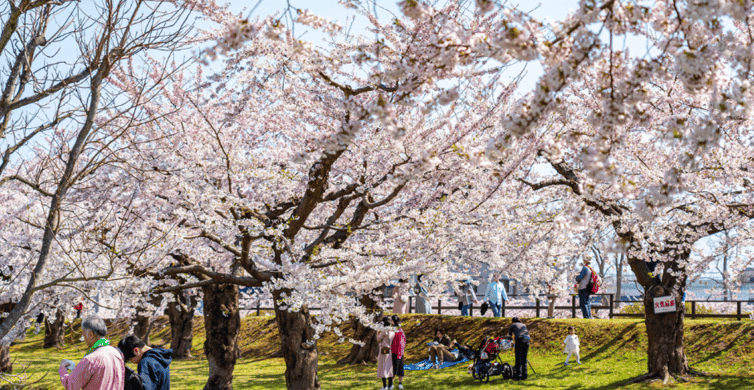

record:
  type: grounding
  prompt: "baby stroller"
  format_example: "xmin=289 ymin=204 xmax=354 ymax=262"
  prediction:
xmin=470 ymin=336 xmax=513 ymax=383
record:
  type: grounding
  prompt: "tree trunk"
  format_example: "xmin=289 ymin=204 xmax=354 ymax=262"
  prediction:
xmin=133 ymin=294 xmax=163 ymax=345
xmin=337 ymin=295 xmax=381 ymax=365
xmin=43 ymin=309 xmax=65 ymax=349
xmin=133 ymin=313 xmax=153 ymax=346
xmin=643 ymin=287 xmax=689 ymax=379
xmin=0 ymin=344 xmax=10 ymax=373
xmin=273 ymin=289 xmax=320 ymax=390
xmin=167 ymin=291 xmax=197 ymax=359
xmin=202 ymin=283 xmax=240 ymax=390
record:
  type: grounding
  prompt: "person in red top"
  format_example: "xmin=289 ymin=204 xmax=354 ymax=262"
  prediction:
xmin=390 ymin=315 xmax=406 ymax=390
xmin=74 ymin=302 xmax=83 ymax=319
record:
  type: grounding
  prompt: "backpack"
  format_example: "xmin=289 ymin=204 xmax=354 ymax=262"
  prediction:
xmin=585 ymin=266 xmax=601 ymax=294
xmin=125 ymin=366 xmax=144 ymax=390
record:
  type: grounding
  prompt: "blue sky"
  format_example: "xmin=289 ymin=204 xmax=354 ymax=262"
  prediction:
xmin=218 ymin=0 xmax=579 ymax=94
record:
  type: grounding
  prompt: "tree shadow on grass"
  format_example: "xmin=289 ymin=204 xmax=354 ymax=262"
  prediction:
xmin=582 ymin=372 xmax=754 ymax=390
xmin=580 ymin=322 xmax=642 ymax=361
xmin=686 ymin=327 xmax=749 ymax=366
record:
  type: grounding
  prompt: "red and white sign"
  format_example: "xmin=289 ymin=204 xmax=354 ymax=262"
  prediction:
xmin=653 ymin=296 xmax=676 ymax=314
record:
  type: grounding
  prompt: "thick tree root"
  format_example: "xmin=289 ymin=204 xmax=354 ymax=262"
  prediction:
xmin=627 ymin=368 xmax=711 ymax=385
xmin=625 ymin=371 xmax=660 ymax=384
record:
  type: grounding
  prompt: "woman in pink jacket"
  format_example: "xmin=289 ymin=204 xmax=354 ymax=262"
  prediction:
xmin=376 ymin=316 xmax=395 ymax=390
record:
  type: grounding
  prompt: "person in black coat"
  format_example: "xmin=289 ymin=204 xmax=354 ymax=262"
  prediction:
xmin=508 ymin=317 xmax=530 ymax=380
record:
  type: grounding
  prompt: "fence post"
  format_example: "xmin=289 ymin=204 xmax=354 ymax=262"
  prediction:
xmin=737 ymin=301 xmax=742 ymax=321
xmin=571 ymin=296 xmax=576 ymax=318
xmin=609 ymin=294 xmax=614 ymax=319
xmin=535 ymin=298 xmax=540 ymax=318
xmin=409 ymin=296 xmax=413 ymax=314
xmin=438 ymin=299 xmax=442 ymax=315
xmin=691 ymin=301 xmax=696 ymax=319
xmin=256 ymin=300 xmax=260 ymax=316
xmin=502 ymin=299 xmax=506 ymax=318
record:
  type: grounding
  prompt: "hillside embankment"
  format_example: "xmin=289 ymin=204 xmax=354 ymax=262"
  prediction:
xmin=114 ymin=313 xmax=754 ymax=366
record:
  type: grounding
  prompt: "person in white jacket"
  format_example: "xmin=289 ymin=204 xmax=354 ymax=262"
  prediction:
xmin=563 ymin=326 xmax=580 ymax=365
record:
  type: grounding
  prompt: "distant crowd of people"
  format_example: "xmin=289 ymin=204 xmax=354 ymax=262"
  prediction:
xmin=54 ymin=260 xmax=599 ymax=390
xmin=376 ymin=316 xmax=585 ymax=388
xmin=390 ymin=258 xmax=600 ymax=320
xmin=374 ymin=263 xmax=600 ymax=388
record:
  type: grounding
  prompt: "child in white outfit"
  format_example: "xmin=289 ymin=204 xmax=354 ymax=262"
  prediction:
xmin=563 ymin=326 xmax=580 ymax=365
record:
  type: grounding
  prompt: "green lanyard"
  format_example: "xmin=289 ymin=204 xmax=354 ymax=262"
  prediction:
xmin=86 ymin=338 xmax=110 ymax=356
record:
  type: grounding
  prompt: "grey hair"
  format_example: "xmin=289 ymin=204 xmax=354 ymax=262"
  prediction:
xmin=81 ymin=315 xmax=108 ymax=338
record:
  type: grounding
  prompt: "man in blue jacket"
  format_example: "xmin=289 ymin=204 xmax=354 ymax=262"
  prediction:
xmin=484 ymin=274 xmax=508 ymax=317
xmin=118 ymin=335 xmax=172 ymax=390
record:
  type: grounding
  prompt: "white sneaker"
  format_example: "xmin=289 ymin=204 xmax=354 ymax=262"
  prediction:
xmin=79 ymin=335 xmax=85 ymax=342
xmin=398 ymin=384 xmax=404 ymax=390
xmin=388 ymin=386 xmax=394 ymax=390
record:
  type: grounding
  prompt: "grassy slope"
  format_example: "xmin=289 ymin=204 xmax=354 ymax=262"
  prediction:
xmin=6 ymin=314 xmax=754 ymax=389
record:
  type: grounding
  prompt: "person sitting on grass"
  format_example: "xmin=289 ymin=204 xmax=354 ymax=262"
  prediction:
xmin=428 ymin=327 xmax=456 ymax=368
xmin=451 ymin=339 xmax=476 ymax=360
xmin=118 ymin=334 xmax=173 ymax=390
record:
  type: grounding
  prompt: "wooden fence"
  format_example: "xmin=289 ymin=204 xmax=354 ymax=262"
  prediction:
xmin=248 ymin=293 xmax=753 ymax=321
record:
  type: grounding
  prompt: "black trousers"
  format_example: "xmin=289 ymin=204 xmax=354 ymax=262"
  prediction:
xmin=391 ymin=353 xmax=404 ymax=377
xmin=513 ymin=337 xmax=530 ymax=380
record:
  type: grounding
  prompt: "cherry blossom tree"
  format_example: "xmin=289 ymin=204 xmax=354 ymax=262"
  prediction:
xmin=104 ymin=2 xmax=539 ymax=388
xmin=0 ymin=0 xmax=194 ymax=357
xmin=514 ymin=54 xmax=754 ymax=380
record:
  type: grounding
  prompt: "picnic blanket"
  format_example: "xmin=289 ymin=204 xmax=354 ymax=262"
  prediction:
xmin=404 ymin=349 xmax=471 ymax=371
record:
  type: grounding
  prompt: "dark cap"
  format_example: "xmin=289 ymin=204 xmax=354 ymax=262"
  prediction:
xmin=512 ymin=316 xmax=520 ymax=323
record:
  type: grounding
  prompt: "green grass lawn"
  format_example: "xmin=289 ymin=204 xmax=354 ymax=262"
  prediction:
xmin=6 ymin=316 xmax=753 ymax=389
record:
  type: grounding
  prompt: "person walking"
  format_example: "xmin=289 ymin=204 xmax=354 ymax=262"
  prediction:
xmin=484 ymin=274 xmax=508 ymax=317
xmin=377 ymin=317 xmax=395 ymax=390
xmin=508 ymin=317 xmax=530 ymax=381
xmin=563 ymin=326 xmax=581 ymax=366
xmin=59 ymin=315 xmax=125 ymax=390
xmin=118 ymin=334 xmax=172 ymax=390
xmin=392 ymin=279 xmax=410 ymax=314
xmin=390 ymin=315 xmax=406 ymax=390
xmin=459 ymin=280 xmax=477 ymax=316
xmin=575 ymin=258 xmax=593 ymax=319
xmin=414 ymin=275 xmax=432 ymax=314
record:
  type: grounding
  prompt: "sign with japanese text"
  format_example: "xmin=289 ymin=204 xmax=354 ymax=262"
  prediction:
xmin=653 ymin=296 xmax=676 ymax=314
